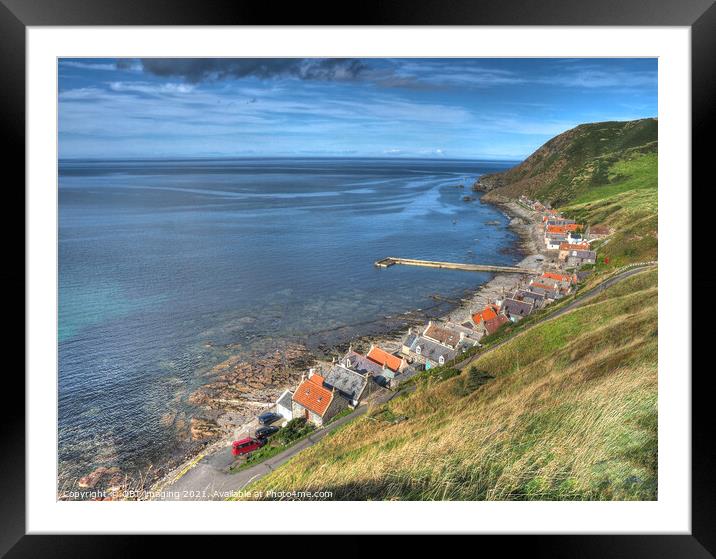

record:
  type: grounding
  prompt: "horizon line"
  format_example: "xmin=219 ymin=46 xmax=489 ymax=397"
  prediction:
xmin=58 ymin=154 xmax=525 ymax=163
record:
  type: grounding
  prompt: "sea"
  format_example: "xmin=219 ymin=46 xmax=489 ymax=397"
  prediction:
xmin=58 ymin=157 xmax=520 ymax=488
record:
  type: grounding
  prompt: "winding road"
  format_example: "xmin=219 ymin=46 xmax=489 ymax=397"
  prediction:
xmin=152 ymin=263 xmax=656 ymax=501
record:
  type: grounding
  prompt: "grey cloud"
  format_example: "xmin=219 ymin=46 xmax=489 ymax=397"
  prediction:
xmin=136 ymin=58 xmax=368 ymax=83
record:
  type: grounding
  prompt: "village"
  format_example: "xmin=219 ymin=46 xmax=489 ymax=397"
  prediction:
xmin=227 ymin=195 xmax=607 ymax=461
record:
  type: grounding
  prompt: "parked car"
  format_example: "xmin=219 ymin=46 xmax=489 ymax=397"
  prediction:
xmin=231 ymin=437 xmax=266 ymax=457
xmin=255 ymin=425 xmax=279 ymax=439
xmin=258 ymin=411 xmax=282 ymax=425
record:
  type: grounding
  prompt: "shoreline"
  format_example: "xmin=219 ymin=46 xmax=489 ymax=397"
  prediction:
xmin=143 ymin=194 xmax=544 ymax=500
xmin=67 ymin=192 xmax=545 ymax=500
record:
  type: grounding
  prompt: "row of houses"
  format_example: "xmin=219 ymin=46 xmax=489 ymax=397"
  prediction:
xmin=274 ymin=198 xmax=603 ymax=427
xmin=274 ymin=344 xmax=409 ymax=427
xmin=519 ymin=195 xmax=600 ymax=266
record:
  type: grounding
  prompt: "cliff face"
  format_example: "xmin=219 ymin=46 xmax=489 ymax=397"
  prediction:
xmin=476 ymin=118 xmax=657 ymax=207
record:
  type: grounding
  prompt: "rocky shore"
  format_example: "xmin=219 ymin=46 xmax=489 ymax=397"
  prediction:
xmin=187 ymin=343 xmax=315 ymax=440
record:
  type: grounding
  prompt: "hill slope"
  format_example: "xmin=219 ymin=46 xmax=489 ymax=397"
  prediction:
xmin=479 ymin=118 xmax=657 ymax=207
xmin=244 ymin=269 xmax=657 ymax=501
xmin=483 ymin=118 xmax=658 ymax=267
xmin=240 ymin=119 xmax=659 ymax=502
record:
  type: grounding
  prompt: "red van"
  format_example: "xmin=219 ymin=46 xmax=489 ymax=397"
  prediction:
xmin=231 ymin=437 xmax=266 ymax=457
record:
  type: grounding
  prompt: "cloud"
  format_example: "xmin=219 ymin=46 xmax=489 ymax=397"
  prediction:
xmin=60 ymin=61 xmax=118 ymax=71
xmin=108 ymin=81 xmax=196 ymax=95
xmin=138 ymin=58 xmax=368 ymax=83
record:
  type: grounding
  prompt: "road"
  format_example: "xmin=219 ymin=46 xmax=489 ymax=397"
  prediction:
xmin=152 ymin=387 xmax=400 ymax=501
xmin=153 ymin=263 xmax=655 ymax=501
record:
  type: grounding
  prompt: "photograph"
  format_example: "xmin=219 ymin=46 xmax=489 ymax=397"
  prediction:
xmin=57 ymin=56 xmax=660 ymax=503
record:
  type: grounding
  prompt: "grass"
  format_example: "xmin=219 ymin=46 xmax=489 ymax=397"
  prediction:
xmin=569 ymin=152 xmax=657 ymax=206
xmin=560 ymin=150 xmax=658 ymax=268
xmin=241 ymin=269 xmax=658 ymax=501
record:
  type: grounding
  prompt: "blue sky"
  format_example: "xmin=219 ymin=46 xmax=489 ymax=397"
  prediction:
xmin=58 ymin=58 xmax=657 ymax=160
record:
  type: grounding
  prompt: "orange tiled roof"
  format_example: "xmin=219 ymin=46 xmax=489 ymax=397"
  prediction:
xmin=559 ymin=242 xmax=590 ymax=251
xmin=546 ymin=224 xmax=567 ymax=234
xmin=541 ymin=272 xmax=573 ymax=283
xmin=563 ymin=223 xmax=581 ymax=231
xmin=293 ymin=375 xmax=333 ymax=416
xmin=367 ymin=346 xmax=402 ymax=372
xmin=472 ymin=304 xmax=498 ymax=325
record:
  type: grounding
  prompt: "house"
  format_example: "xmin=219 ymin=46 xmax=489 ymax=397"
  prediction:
xmin=423 ymin=321 xmax=463 ymax=349
xmin=567 ymin=231 xmax=584 ymax=244
xmin=502 ymin=297 xmax=534 ymax=321
xmin=531 ymin=277 xmax=561 ymax=290
xmin=483 ymin=314 xmax=509 ymax=335
xmin=342 ymin=350 xmax=384 ymax=376
xmin=541 ymin=271 xmax=576 ymax=285
xmin=341 ymin=350 xmax=392 ymax=386
xmin=443 ymin=321 xmax=481 ymax=345
xmin=559 ymin=242 xmax=591 ymax=261
xmin=545 ymin=233 xmax=569 ymax=250
xmin=546 ymin=224 xmax=569 ymax=235
xmin=292 ymin=373 xmax=349 ymax=427
xmin=544 ymin=217 xmax=581 ymax=232
xmin=401 ymin=330 xmax=461 ymax=369
xmin=528 ymin=283 xmax=564 ymax=300
xmin=588 ymin=224 xmax=611 ymax=238
xmin=275 ymin=389 xmax=294 ymax=421
xmin=366 ymin=345 xmax=407 ymax=373
xmin=323 ymin=364 xmax=380 ymax=407
xmin=512 ymin=289 xmax=546 ymax=308
xmin=471 ymin=303 xmax=500 ymax=327
xmin=566 ymin=249 xmax=597 ymax=267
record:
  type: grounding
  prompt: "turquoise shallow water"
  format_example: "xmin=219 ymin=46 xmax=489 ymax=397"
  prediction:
xmin=58 ymin=157 xmax=519 ymax=484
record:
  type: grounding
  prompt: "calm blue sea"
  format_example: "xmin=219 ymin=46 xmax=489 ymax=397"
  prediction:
xmin=58 ymin=157 xmax=519 ymax=485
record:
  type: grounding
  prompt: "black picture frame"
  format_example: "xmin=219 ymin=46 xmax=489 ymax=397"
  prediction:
xmin=4 ymin=0 xmax=713 ymax=554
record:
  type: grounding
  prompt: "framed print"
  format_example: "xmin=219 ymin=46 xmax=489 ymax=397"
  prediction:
xmin=5 ymin=0 xmax=714 ymax=553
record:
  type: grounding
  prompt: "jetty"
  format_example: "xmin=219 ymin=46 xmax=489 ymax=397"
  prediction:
xmin=374 ymin=257 xmax=538 ymax=275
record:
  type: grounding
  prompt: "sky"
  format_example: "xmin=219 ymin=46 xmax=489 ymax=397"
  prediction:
xmin=58 ymin=58 xmax=657 ymax=160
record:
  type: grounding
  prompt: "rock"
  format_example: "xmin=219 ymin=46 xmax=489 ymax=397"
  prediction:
xmin=77 ymin=466 xmax=122 ymax=489
xmin=190 ymin=417 xmax=221 ymax=441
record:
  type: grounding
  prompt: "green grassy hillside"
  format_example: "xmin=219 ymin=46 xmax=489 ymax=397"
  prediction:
xmin=482 ymin=118 xmax=658 ymax=267
xmin=480 ymin=118 xmax=657 ymax=207
xmin=244 ymin=269 xmax=658 ymax=501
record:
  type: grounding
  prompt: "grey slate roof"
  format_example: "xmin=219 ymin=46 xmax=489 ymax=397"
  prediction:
xmin=276 ymin=389 xmax=293 ymax=410
xmin=527 ymin=284 xmax=562 ymax=299
xmin=570 ymin=250 xmax=596 ymax=259
xmin=502 ymin=298 xmax=534 ymax=317
xmin=402 ymin=332 xmax=419 ymax=349
xmin=513 ymin=289 xmax=545 ymax=304
xmin=342 ymin=351 xmax=384 ymax=377
xmin=324 ymin=364 xmax=369 ymax=402
xmin=408 ymin=335 xmax=459 ymax=364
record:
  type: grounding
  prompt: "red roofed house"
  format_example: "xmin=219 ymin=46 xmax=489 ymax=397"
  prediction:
xmin=541 ymin=271 xmax=576 ymax=286
xmin=546 ymin=224 xmax=568 ymax=234
xmin=471 ymin=303 xmax=499 ymax=326
xmin=291 ymin=372 xmax=349 ymax=427
xmin=482 ymin=314 xmax=509 ymax=336
xmin=367 ymin=345 xmax=407 ymax=373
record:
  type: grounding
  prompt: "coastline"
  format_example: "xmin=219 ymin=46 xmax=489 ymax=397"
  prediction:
xmin=67 ymin=191 xmax=544 ymax=500
xmin=142 ymin=194 xmax=544 ymax=500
